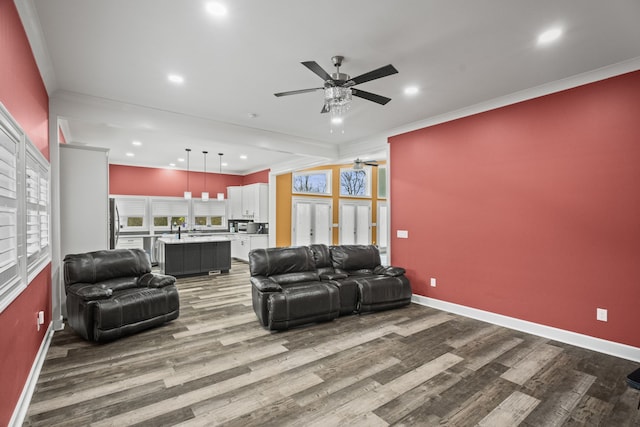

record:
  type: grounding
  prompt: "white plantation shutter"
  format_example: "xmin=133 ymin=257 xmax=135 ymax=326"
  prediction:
xmin=0 ymin=109 xmax=22 ymax=311
xmin=25 ymin=143 xmax=50 ymax=281
xmin=116 ymin=198 xmax=146 ymax=216
xmin=25 ymin=152 xmax=40 ymax=259
xmin=151 ymin=198 xmax=188 ymax=217
xmin=39 ymin=167 xmax=49 ymax=249
xmin=193 ymin=200 xmax=226 ymax=216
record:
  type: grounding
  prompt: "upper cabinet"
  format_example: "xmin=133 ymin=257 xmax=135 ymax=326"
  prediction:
xmin=227 ymin=186 xmax=243 ymax=220
xmin=228 ymin=183 xmax=268 ymax=222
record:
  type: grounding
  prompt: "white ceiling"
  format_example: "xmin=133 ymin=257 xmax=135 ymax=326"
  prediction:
xmin=19 ymin=0 xmax=640 ymax=174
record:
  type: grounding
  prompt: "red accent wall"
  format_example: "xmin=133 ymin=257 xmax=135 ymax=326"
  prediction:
xmin=242 ymin=169 xmax=270 ymax=185
xmin=389 ymin=70 xmax=640 ymax=348
xmin=0 ymin=0 xmax=50 ymax=424
xmin=109 ymin=164 xmax=245 ymax=197
xmin=0 ymin=267 xmax=51 ymax=424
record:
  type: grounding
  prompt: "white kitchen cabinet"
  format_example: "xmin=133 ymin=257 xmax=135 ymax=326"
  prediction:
xmin=116 ymin=237 xmax=144 ymax=250
xmin=241 ymin=183 xmax=268 ymax=222
xmin=228 ymin=183 xmax=268 ymax=222
xmin=60 ymin=144 xmax=109 ymax=256
xmin=231 ymin=234 xmax=269 ymax=262
xmin=227 ymin=186 xmax=243 ymax=220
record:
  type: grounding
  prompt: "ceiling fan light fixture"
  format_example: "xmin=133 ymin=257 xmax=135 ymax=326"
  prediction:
xmin=324 ymin=86 xmax=352 ymax=117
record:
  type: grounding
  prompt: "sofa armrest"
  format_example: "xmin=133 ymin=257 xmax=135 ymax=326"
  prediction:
xmin=250 ymin=276 xmax=282 ymax=293
xmin=320 ymin=272 xmax=349 ymax=280
xmin=66 ymin=283 xmax=113 ymax=301
xmin=137 ymin=272 xmax=177 ymax=288
xmin=373 ymin=265 xmax=406 ymax=277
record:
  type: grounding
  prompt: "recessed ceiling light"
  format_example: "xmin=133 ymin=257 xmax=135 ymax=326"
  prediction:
xmin=331 ymin=117 xmax=343 ymax=125
xmin=132 ymin=140 xmax=142 ymax=146
xmin=167 ymin=74 xmax=184 ymax=84
xmin=177 ymin=158 xmax=185 ymax=162
xmin=537 ymin=27 xmax=562 ymax=45
xmin=404 ymin=86 xmax=419 ymax=96
xmin=169 ymin=163 xmax=176 ymax=167
xmin=205 ymin=2 xmax=227 ymax=17
xmin=240 ymin=154 xmax=247 ymax=159
xmin=221 ymin=162 xmax=228 ymax=167
xmin=125 ymin=152 xmax=134 ymax=157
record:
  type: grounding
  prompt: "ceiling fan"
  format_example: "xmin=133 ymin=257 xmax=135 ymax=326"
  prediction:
xmin=353 ymin=158 xmax=379 ymax=170
xmin=274 ymin=56 xmax=398 ymax=115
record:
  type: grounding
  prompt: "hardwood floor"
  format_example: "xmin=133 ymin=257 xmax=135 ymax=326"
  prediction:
xmin=24 ymin=260 xmax=640 ymax=426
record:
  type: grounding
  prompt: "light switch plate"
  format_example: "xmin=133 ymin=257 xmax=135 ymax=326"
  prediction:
xmin=397 ymin=230 xmax=408 ymax=238
xmin=430 ymin=278 xmax=437 ymax=287
xmin=596 ymin=308 xmax=608 ymax=322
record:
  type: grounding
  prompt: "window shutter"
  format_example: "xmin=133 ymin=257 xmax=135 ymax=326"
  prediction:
xmin=0 ymin=123 xmax=19 ymax=305
xmin=117 ymin=198 xmax=146 ymax=216
xmin=151 ymin=199 xmax=188 ymax=217
xmin=193 ymin=200 xmax=226 ymax=216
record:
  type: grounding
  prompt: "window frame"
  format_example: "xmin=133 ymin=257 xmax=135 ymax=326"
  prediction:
xmin=377 ymin=165 xmax=387 ymax=199
xmin=339 ymin=166 xmax=372 ymax=198
xmin=292 ymin=170 xmax=332 ymax=196
xmin=0 ymin=102 xmax=51 ymax=313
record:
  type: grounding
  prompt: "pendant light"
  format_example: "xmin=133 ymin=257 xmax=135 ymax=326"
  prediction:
xmin=201 ymin=151 xmax=209 ymax=201
xmin=217 ymin=152 xmax=225 ymax=200
xmin=184 ymin=148 xmax=192 ymax=199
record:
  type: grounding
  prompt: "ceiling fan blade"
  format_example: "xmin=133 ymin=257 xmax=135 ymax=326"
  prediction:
xmin=364 ymin=161 xmax=379 ymax=167
xmin=301 ymin=61 xmax=334 ymax=82
xmin=274 ymin=87 xmax=323 ymax=97
xmin=321 ymin=104 xmax=330 ymax=114
xmin=346 ymin=64 xmax=398 ymax=86
xmin=351 ymin=88 xmax=392 ymax=105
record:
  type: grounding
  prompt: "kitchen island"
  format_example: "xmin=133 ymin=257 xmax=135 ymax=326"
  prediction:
xmin=157 ymin=235 xmax=231 ymax=277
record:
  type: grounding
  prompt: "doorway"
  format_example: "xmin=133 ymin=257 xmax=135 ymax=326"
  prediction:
xmin=291 ymin=197 xmax=333 ymax=246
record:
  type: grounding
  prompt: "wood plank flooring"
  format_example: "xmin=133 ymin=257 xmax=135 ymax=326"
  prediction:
xmin=24 ymin=260 xmax=640 ymax=426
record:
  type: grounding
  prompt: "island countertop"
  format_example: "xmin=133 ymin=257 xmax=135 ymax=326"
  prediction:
xmin=157 ymin=235 xmax=231 ymax=244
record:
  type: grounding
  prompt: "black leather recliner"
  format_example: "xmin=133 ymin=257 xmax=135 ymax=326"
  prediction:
xmin=63 ymin=248 xmax=180 ymax=342
xmin=249 ymin=246 xmax=340 ymax=331
xmin=249 ymin=244 xmax=412 ymax=331
xmin=326 ymin=245 xmax=412 ymax=313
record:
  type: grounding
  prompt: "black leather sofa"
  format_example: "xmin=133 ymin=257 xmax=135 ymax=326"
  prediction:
xmin=249 ymin=244 xmax=412 ymax=330
xmin=63 ymin=248 xmax=180 ymax=342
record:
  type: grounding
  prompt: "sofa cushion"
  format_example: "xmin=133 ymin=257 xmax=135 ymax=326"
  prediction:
xmin=249 ymin=246 xmax=316 ymax=277
xmin=267 ymin=282 xmax=339 ymax=330
xmin=93 ymin=286 xmax=179 ymax=340
xmin=64 ymin=249 xmax=151 ymax=287
xmin=330 ymin=245 xmax=381 ymax=271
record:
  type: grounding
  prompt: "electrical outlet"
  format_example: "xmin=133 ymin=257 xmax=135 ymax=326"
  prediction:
xmin=596 ymin=308 xmax=608 ymax=322
xmin=37 ymin=310 xmax=45 ymax=331
xmin=430 ymin=277 xmax=437 ymax=287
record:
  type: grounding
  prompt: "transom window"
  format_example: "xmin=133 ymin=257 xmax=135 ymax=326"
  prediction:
xmin=340 ymin=167 xmax=371 ymax=197
xmin=292 ymin=170 xmax=332 ymax=195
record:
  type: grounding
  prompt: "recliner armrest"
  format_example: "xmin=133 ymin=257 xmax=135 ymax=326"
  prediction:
xmin=66 ymin=283 xmax=113 ymax=301
xmin=137 ymin=272 xmax=176 ymax=288
xmin=250 ymin=276 xmax=282 ymax=292
xmin=373 ymin=265 xmax=406 ymax=277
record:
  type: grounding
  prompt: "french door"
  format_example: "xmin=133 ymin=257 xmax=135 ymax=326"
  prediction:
xmin=339 ymin=200 xmax=371 ymax=245
xmin=292 ymin=198 xmax=332 ymax=246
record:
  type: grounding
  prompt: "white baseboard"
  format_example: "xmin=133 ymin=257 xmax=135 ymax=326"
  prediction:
xmin=412 ymin=295 xmax=640 ymax=363
xmin=9 ymin=322 xmax=54 ymax=427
